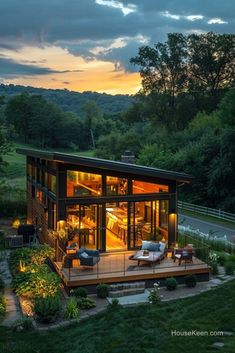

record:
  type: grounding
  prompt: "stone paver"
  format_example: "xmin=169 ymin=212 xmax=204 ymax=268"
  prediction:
xmin=211 ymin=342 xmax=225 ymax=349
xmin=107 ymin=290 xmax=149 ymax=305
xmin=0 ymin=251 xmax=22 ymax=327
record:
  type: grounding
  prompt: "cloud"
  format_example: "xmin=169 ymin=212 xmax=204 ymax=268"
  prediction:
xmin=208 ymin=18 xmax=228 ymax=25
xmin=0 ymin=0 xmax=234 ymax=92
xmin=95 ymin=0 xmax=137 ymax=16
xmin=0 ymin=57 xmax=83 ymax=78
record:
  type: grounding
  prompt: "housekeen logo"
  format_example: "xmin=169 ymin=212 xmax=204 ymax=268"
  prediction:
xmin=171 ymin=330 xmax=224 ymax=337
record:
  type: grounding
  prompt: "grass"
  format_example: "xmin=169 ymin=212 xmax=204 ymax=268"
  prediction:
xmin=1 ymin=142 xmax=94 ymax=190
xmin=0 ymin=280 xmax=235 ymax=353
xmin=180 ymin=209 xmax=235 ymax=230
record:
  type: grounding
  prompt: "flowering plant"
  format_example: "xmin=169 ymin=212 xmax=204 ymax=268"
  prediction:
xmin=208 ymin=251 xmax=219 ymax=263
xmin=148 ymin=281 xmax=161 ymax=304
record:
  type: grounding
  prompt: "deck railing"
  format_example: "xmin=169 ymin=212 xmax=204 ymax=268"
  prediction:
xmin=56 ymin=246 xmax=210 ymax=281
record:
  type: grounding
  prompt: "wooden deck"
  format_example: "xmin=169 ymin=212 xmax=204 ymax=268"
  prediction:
xmin=54 ymin=251 xmax=211 ymax=287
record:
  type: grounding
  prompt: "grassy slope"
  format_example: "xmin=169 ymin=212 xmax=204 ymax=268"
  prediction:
xmin=180 ymin=209 xmax=235 ymax=230
xmin=1 ymin=143 xmax=94 ymax=190
xmin=0 ymin=280 xmax=235 ymax=353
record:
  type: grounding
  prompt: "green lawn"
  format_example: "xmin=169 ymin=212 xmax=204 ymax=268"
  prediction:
xmin=1 ymin=142 xmax=94 ymax=190
xmin=0 ymin=280 xmax=235 ymax=353
xmin=180 ymin=209 xmax=235 ymax=230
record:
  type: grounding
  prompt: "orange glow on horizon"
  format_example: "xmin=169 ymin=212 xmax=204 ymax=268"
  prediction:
xmin=1 ymin=44 xmax=141 ymax=95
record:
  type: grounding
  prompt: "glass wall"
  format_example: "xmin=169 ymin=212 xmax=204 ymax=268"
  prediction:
xmin=106 ymin=202 xmax=127 ymax=251
xmin=132 ymin=180 xmax=169 ymax=194
xmin=130 ymin=200 xmax=169 ymax=248
xmin=67 ymin=171 xmax=102 ymax=197
xmin=106 ymin=176 xmax=128 ymax=195
xmin=66 ymin=204 xmax=102 ymax=250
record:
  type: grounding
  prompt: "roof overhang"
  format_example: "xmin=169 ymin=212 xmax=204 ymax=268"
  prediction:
xmin=16 ymin=148 xmax=193 ymax=183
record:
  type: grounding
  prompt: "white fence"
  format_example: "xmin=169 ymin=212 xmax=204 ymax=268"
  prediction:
xmin=178 ymin=225 xmax=235 ymax=251
xmin=178 ymin=201 xmax=235 ymax=223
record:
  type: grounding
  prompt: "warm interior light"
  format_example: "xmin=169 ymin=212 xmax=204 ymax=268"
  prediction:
xmin=76 ymin=181 xmax=101 ymax=195
xmin=57 ymin=220 xmax=66 ymax=231
xmin=12 ymin=218 xmax=21 ymax=228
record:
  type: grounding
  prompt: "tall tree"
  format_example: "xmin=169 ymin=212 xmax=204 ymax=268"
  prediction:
xmin=5 ymin=92 xmax=32 ymax=143
xmin=188 ymin=32 xmax=235 ymax=93
xmin=131 ymin=33 xmax=188 ymax=129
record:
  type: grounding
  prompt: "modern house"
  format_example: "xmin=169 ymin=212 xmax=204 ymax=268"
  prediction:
xmin=17 ymin=148 xmax=210 ymax=287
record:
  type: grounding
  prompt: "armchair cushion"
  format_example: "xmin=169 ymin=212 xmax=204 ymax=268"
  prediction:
xmin=148 ymin=242 xmax=160 ymax=252
xmin=80 ymin=252 xmax=89 ymax=258
xmin=84 ymin=249 xmax=100 ymax=257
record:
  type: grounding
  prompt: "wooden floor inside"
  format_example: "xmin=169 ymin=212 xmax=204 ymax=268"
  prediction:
xmin=54 ymin=251 xmax=210 ymax=287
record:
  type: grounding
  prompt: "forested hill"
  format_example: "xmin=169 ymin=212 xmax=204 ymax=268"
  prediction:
xmin=0 ymin=84 xmax=134 ymax=116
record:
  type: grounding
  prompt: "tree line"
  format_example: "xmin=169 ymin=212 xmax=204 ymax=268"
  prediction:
xmin=0 ymin=32 xmax=235 ymax=212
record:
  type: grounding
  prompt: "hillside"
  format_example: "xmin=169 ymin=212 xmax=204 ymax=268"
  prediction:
xmin=0 ymin=84 xmax=134 ymax=116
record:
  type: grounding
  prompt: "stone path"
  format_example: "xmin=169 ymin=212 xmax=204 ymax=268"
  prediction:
xmin=107 ymin=290 xmax=149 ymax=305
xmin=0 ymin=250 xmax=22 ymax=327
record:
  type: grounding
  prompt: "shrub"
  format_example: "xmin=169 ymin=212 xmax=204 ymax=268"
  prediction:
xmin=228 ymin=254 xmax=235 ymax=263
xmin=65 ymin=298 xmax=80 ymax=319
xmin=9 ymin=248 xmax=32 ymax=274
xmin=0 ymin=295 xmax=6 ymax=317
xmin=165 ymin=277 xmax=177 ymax=291
xmin=30 ymin=270 xmax=61 ymax=298
xmin=0 ymin=277 xmax=4 ymax=291
xmin=13 ymin=317 xmax=34 ymax=332
xmin=34 ymin=296 xmax=61 ymax=323
xmin=71 ymin=287 xmax=87 ymax=298
xmin=185 ymin=275 xmax=197 ymax=288
xmin=9 ymin=245 xmax=55 ymax=275
xmin=148 ymin=282 xmax=161 ymax=304
xmin=13 ymin=272 xmax=34 ymax=297
xmin=225 ymin=262 xmax=234 ymax=276
xmin=77 ymin=297 xmax=96 ymax=310
xmin=96 ymin=284 xmax=109 ymax=298
xmin=13 ymin=266 xmax=60 ymax=298
xmin=215 ymin=252 xmax=228 ymax=266
xmin=210 ymin=262 xmax=219 ymax=275
xmin=107 ymin=298 xmax=121 ymax=310
xmin=30 ymin=245 xmax=55 ymax=265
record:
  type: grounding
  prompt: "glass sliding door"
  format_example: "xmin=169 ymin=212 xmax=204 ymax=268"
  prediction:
xmin=105 ymin=202 xmax=128 ymax=251
xmin=129 ymin=200 xmax=169 ymax=249
xmin=66 ymin=204 xmax=102 ymax=250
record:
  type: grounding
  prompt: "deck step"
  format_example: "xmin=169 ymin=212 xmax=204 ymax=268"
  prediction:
xmin=109 ymin=281 xmax=145 ymax=297
xmin=109 ymin=287 xmax=145 ymax=298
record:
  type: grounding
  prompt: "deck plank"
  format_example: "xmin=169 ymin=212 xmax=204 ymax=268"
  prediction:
xmin=53 ymin=252 xmax=210 ymax=287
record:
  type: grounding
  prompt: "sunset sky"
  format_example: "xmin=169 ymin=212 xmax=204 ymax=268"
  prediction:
xmin=0 ymin=0 xmax=234 ymax=94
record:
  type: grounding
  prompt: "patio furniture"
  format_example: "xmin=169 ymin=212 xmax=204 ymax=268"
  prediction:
xmin=129 ymin=241 xmax=166 ymax=266
xmin=173 ymin=248 xmax=193 ymax=266
xmin=76 ymin=248 xmax=100 ymax=267
xmin=17 ymin=224 xmax=35 ymax=244
xmin=5 ymin=235 xmax=23 ymax=248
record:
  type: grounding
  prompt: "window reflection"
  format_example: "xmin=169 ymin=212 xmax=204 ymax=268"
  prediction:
xmin=67 ymin=171 xmax=102 ymax=197
xmin=106 ymin=176 xmax=127 ymax=195
xmin=132 ymin=180 xmax=168 ymax=194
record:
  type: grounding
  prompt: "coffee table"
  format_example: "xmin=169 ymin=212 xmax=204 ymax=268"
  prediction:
xmin=129 ymin=250 xmax=164 ymax=266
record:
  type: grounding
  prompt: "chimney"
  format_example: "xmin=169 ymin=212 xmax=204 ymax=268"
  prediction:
xmin=121 ymin=150 xmax=135 ymax=164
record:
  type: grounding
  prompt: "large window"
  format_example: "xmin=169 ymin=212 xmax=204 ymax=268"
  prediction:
xmin=67 ymin=204 xmax=102 ymax=249
xmin=67 ymin=171 xmax=102 ymax=197
xmin=106 ymin=202 xmax=128 ymax=251
xmin=106 ymin=176 xmax=127 ymax=195
xmin=132 ymin=180 xmax=169 ymax=194
xmin=130 ymin=200 xmax=169 ymax=248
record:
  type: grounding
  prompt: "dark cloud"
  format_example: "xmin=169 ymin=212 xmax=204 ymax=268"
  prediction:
xmin=0 ymin=57 xmax=83 ymax=78
xmin=0 ymin=0 xmax=234 ymax=75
